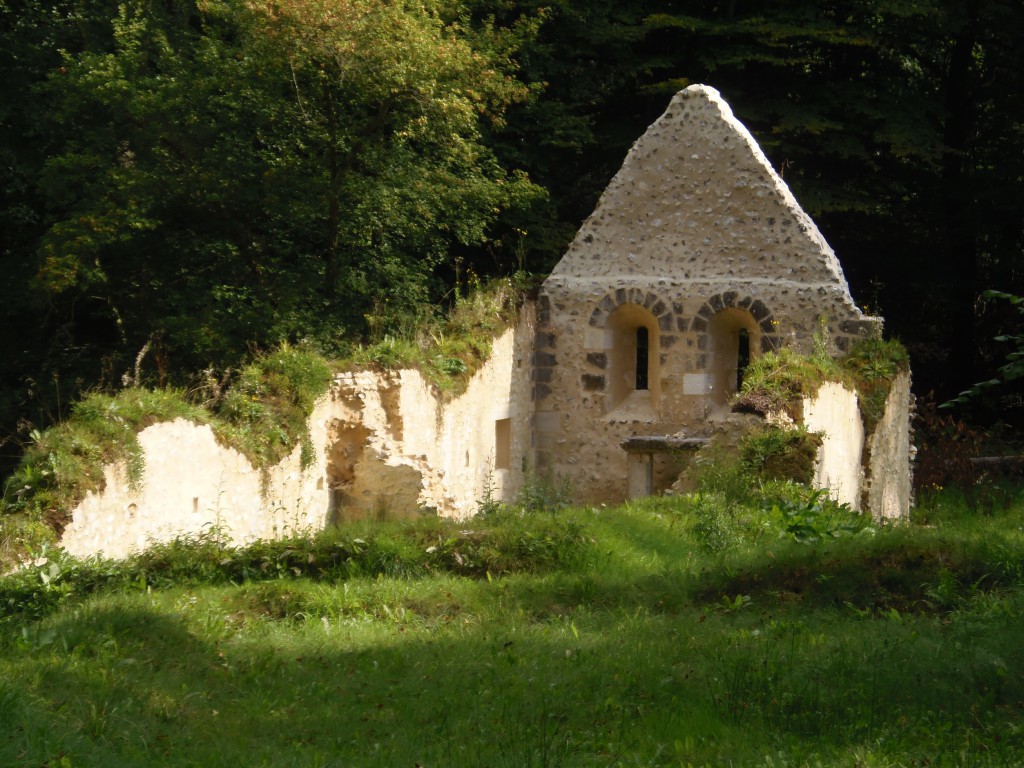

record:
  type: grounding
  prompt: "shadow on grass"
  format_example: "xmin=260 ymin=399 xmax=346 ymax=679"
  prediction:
xmin=3 ymin=571 xmax=1024 ymax=767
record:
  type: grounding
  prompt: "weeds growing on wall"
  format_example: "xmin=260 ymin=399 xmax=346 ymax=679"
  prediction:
xmin=735 ymin=347 xmax=842 ymax=418
xmin=0 ymin=280 xmax=531 ymax=566
xmin=840 ymin=337 xmax=910 ymax=430
xmin=352 ymin=275 xmax=528 ymax=396
xmin=213 ymin=343 xmax=334 ymax=469
xmin=736 ymin=336 xmax=909 ymax=431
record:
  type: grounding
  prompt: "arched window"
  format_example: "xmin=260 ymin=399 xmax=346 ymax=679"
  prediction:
xmin=707 ymin=309 xmax=759 ymax=408
xmin=736 ymin=328 xmax=750 ymax=391
xmin=607 ymin=304 xmax=660 ymax=410
xmin=635 ymin=327 xmax=649 ymax=390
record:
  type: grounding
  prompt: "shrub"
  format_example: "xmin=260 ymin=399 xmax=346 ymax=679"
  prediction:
xmin=758 ymin=486 xmax=871 ymax=543
xmin=690 ymin=493 xmax=740 ymax=553
xmin=214 ymin=343 xmax=333 ymax=468
xmin=741 ymin=426 xmax=822 ymax=485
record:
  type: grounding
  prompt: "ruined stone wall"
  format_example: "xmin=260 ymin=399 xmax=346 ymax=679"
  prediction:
xmin=60 ymin=418 xmax=331 ymax=559
xmin=59 ymin=310 xmax=535 ymax=559
xmin=331 ymin=307 xmax=535 ymax=519
xmin=803 ymin=383 xmax=865 ymax=510
xmin=865 ymin=371 xmax=914 ymax=519
xmin=801 ymin=376 xmax=912 ymax=519
xmin=535 ymin=85 xmax=880 ymax=503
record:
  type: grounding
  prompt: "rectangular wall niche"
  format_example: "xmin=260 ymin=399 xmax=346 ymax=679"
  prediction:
xmin=494 ymin=418 xmax=512 ymax=470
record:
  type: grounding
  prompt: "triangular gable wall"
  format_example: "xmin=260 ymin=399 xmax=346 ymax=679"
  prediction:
xmin=548 ymin=85 xmax=858 ymax=310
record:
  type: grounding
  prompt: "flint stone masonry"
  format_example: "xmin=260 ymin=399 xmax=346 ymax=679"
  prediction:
xmin=56 ymin=85 xmax=914 ymax=559
xmin=534 ymin=84 xmax=903 ymax=514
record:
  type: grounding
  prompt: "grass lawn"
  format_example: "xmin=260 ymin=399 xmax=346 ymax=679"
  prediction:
xmin=2 ymin=487 xmax=1023 ymax=767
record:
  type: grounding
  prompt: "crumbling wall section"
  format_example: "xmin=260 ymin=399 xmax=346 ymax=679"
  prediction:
xmin=802 ymin=383 xmax=865 ymax=510
xmin=799 ymin=376 xmax=912 ymax=519
xmin=59 ymin=308 xmax=535 ymax=559
xmin=864 ymin=371 xmax=914 ymax=519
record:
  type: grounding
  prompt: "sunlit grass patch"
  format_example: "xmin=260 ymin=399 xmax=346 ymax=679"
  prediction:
xmin=2 ymin=485 xmax=1023 ymax=766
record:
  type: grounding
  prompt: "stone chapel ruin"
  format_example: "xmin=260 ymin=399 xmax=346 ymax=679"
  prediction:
xmin=59 ymin=85 xmax=913 ymax=558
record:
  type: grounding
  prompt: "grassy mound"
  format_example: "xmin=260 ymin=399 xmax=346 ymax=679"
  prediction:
xmin=1 ymin=483 xmax=1023 ymax=766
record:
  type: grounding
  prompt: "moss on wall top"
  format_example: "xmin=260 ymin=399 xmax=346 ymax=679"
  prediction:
xmin=735 ymin=337 xmax=909 ymax=433
xmin=0 ymin=280 xmax=530 ymax=567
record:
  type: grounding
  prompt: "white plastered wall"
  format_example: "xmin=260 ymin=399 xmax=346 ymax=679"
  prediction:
xmin=59 ymin=311 xmax=534 ymax=559
xmin=865 ymin=371 xmax=913 ymax=520
xmin=799 ymin=376 xmax=913 ymax=519
xmin=802 ymin=382 xmax=865 ymax=510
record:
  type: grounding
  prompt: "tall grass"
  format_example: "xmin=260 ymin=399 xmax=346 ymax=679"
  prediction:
xmin=2 ymin=486 xmax=1023 ymax=767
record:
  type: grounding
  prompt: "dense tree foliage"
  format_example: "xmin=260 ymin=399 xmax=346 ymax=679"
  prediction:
xmin=637 ymin=0 xmax=1024 ymax=404
xmin=1 ymin=0 xmax=1023 ymax=475
xmin=0 ymin=0 xmax=541 ymax=471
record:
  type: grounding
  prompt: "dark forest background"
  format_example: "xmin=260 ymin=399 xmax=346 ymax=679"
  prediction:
xmin=2 ymin=0 xmax=1023 ymax=479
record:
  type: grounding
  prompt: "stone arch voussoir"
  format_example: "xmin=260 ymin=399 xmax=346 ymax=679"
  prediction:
xmin=588 ymin=288 xmax=677 ymax=334
xmin=689 ymin=292 xmax=781 ymax=369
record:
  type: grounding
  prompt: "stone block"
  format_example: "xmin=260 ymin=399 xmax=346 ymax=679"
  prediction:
xmin=535 ymin=411 xmax=561 ymax=432
xmin=684 ymin=373 xmax=711 ymax=395
xmin=839 ymin=318 xmax=881 ymax=336
xmin=535 ymin=331 xmax=556 ymax=350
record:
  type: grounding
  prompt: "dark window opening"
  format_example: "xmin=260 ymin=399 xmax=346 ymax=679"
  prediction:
xmin=736 ymin=328 xmax=750 ymax=391
xmin=635 ymin=327 xmax=649 ymax=390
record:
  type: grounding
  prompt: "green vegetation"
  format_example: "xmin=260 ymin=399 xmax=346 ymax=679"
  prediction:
xmin=2 ymin=485 xmax=1023 ymax=766
xmin=351 ymin=275 xmax=529 ymax=396
xmin=0 ymin=279 xmax=525 ymax=567
xmin=841 ymin=337 xmax=911 ymax=431
xmin=737 ymin=336 xmax=910 ymax=432
xmin=213 ymin=344 xmax=334 ymax=469
xmin=741 ymin=426 xmax=823 ymax=485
